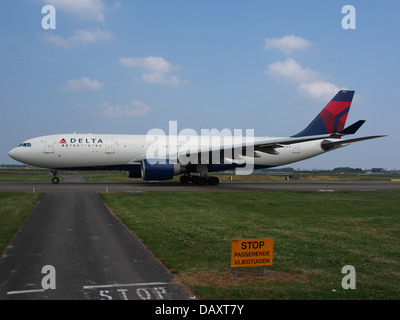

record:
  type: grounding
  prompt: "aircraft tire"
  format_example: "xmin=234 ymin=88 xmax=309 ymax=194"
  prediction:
xmin=52 ymin=177 xmax=60 ymax=184
xmin=208 ymin=176 xmax=220 ymax=185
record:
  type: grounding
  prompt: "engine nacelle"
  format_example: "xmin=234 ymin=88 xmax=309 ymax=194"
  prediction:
xmin=141 ymin=159 xmax=185 ymax=180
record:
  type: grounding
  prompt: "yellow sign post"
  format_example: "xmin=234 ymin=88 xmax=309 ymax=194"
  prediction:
xmin=231 ymin=238 xmax=273 ymax=277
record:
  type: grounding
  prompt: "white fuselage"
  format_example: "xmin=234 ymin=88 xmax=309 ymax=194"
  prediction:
xmin=8 ymin=133 xmax=332 ymax=171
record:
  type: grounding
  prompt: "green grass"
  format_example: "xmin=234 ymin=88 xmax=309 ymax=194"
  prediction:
xmin=0 ymin=192 xmax=42 ymax=255
xmin=100 ymin=190 xmax=400 ymax=300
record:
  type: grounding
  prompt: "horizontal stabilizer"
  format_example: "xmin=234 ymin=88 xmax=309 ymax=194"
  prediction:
xmin=338 ymin=120 xmax=366 ymax=135
xmin=321 ymin=135 xmax=387 ymax=151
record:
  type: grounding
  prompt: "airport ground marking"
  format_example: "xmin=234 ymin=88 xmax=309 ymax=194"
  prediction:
xmin=7 ymin=288 xmax=45 ymax=295
xmin=83 ymin=281 xmax=169 ymax=289
xmin=83 ymin=282 xmax=179 ymax=300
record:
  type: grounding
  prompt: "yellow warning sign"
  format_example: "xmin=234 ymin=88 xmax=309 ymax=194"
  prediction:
xmin=231 ymin=238 xmax=273 ymax=268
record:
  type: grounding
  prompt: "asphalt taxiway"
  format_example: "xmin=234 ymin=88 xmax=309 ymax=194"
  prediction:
xmin=0 ymin=176 xmax=399 ymax=300
xmin=0 ymin=176 xmax=188 ymax=300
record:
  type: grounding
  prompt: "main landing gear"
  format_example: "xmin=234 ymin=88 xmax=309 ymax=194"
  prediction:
xmin=51 ymin=170 xmax=60 ymax=184
xmin=179 ymin=175 xmax=220 ymax=185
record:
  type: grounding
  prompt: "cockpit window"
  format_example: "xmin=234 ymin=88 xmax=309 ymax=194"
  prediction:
xmin=18 ymin=143 xmax=32 ymax=147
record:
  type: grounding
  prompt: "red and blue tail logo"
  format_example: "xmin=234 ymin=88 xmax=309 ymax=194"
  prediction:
xmin=292 ymin=90 xmax=355 ymax=137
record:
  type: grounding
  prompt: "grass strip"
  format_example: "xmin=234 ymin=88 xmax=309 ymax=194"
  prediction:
xmin=0 ymin=192 xmax=42 ymax=255
xmin=100 ymin=190 xmax=400 ymax=299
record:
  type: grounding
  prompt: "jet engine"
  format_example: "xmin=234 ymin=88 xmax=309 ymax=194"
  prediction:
xmin=141 ymin=159 xmax=186 ymax=180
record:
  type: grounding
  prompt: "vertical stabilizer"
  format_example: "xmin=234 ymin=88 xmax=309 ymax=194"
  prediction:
xmin=292 ymin=90 xmax=355 ymax=137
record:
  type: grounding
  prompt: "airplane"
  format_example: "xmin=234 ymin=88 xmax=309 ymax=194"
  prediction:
xmin=8 ymin=90 xmax=385 ymax=185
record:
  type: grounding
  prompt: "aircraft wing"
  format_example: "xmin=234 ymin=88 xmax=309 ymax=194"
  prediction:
xmin=173 ymin=133 xmax=352 ymax=164
xmin=129 ymin=130 xmax=386 ymax=164
xmin=190 ymin=119 xmax=373 ymax=158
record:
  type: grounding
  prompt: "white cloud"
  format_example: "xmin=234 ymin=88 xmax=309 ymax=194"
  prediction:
xmin=140 ymin=73 xmax=188 ymax=85
xmin=265 ymin=58 xmax=346 ymax=102
xmin=265 ymin=58 xmax=320 ymax=84
xmin=64 ymin=77 xmax=104 ymax=91
xmin=44 ymin=28 xmax=113 ymax=47
xmin=119 ymin=56 xmax=188 ymax=85
xmin=263 ymin=35 xmax=350 ymax=102
xmin=297 ymin=81 xmax=347 ymax=102
xmin=44 ymin=0 xmax=107 ymax=22
xmin=101 ymin=100 xmax=151 ymax=118
xmin=119 ymin=56 xmax=173 ymax=73
xmin=265 ymin=35 xmax=313 ymax=55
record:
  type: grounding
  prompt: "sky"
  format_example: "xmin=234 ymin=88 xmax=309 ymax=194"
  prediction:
xmin=1 ymin=0 xmax=399 ymax=169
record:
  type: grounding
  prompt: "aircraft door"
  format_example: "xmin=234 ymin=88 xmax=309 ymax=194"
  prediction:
xmin=44 ymin=139 xmax=54 ymax=153
xmin=292 ymin=144 xmax=300 ymax=154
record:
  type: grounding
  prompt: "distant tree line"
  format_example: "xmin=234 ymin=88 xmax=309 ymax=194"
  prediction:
xmin=333 ymin=167 xmax=387 ymax=173
xmin=332 ymin=167 xmax=364 ymax=173
xmin=370 ymin=168 xmax=385 ymax=172
xmin=264 ymin=167 xmax=390 ymax=173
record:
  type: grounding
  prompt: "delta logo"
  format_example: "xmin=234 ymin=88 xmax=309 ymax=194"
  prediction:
xmin=59 ymin=138 xmax=104 ymax=144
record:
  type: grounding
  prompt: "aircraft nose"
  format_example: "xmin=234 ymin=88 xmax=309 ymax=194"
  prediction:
xmin=8 ymin=148 xmax=19 ymax=160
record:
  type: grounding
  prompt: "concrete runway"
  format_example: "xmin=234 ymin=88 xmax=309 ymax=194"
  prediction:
xmin=0 ymin=175 xmax=399 ymax=300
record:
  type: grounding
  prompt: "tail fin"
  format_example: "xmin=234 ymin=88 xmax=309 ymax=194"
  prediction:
xmin=291 ymin=90 xmax=355 ymax=137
